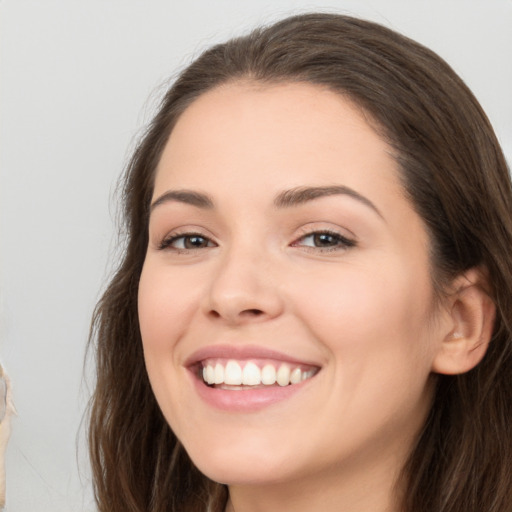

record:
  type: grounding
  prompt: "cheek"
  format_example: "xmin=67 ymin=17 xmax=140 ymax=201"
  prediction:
xmin=138 ymin=262 xmax=201 ymax=358
xmin=291 ymin=258 xmax=436 ymax=371
xmin=137 ymin=263 xmax=199 ymax=421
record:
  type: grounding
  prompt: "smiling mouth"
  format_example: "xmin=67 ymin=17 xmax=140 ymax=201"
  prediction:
xmin=199 ymin=359 xmax=320 ymax=389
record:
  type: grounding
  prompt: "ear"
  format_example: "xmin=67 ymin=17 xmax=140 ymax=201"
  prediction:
xmin=432 ymin=267 xmax=496 ymax=375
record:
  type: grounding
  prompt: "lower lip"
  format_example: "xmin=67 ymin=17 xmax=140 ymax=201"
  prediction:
xmin=190 ymin=373 xmax=312 ymax=412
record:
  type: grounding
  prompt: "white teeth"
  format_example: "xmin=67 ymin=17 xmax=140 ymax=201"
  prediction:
xmin=261 ymin=364 xmax=276 ymax=385
xmin=214 ymin=363 xmax=224 ymax=384
xmin=205 ymin=365 xmax=215 ymax=385
xmin=224 ymin=360 xmax=243 ymax=385
xmin=290 ymin=367 xmax=302 ymax=384
xmin=242 ymin=362 xmax=261 ymax=385
xmin=276 ymin=365 xmax=291 ymax=386
xmin=302 ymin=370 xmax=314 ymax=381
xmin=201 ymin=359 xmax=317 ymax=387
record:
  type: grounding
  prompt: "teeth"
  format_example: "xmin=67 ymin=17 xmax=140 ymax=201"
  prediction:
xmin=206 ymin=365 xmax=215 ymax=385
xmin=276 ymin=365 xmax=290 ymax=386
xmin=302 ymin=370 xmax=315 ymax=381
xmin=201 ymin=359 xmax=317 ymax=387
xmin=214 ymin=363 xmax=224 ymax=384
xmin=224 ymin=360 xmax=243 ymax=385
xmin=242 ymin=362 xmax=261 ymax=385
xmin=290 ymin=367 xmax=302 ymax=384
xmin=261 ymin=364 xmax=276 ymax=385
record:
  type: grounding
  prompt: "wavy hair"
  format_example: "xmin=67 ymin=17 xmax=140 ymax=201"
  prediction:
xmin=88 ymin=13 xmax=512 ymax=512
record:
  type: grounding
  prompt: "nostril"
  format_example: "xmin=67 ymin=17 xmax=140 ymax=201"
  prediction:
xmin=208 ymin=308 xmax=262 ymax=321
xmin=242 ymin=309 xmax=264 ymax=316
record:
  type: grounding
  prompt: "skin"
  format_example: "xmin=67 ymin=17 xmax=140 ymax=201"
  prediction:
xmin=138 ymin=82 xmax=462 ymax=512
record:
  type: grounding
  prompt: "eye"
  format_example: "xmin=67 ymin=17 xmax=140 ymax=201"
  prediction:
xmin=292 ymin=230 xmax=356 ymax=252
xmin=159 ymin=233 xmax=216 ymax=251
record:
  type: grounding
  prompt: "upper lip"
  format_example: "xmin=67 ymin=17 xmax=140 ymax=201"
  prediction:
xmin=184 ymin=344 xmax=322 ymax=368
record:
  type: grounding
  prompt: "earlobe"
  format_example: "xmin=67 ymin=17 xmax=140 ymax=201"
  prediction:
xmin=432 ymin=268 xmax=496 ymax=375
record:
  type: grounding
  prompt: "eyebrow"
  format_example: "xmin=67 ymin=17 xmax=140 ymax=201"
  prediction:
xmin=150 ymin=185 xmax=383 ymax=219
xmin=274 ymin=185 xmax=383 ymax=218
xmin=150 ymin=190 xmax=214 ymax=212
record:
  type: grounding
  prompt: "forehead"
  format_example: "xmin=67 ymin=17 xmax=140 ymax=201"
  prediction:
xmin=154 ymin=81 xmax=400 ymax=205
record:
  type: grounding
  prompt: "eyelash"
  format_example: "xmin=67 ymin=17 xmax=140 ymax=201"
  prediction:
xmin=158 ymin=232 xmax=215 ymax=252
xmin=158 ymin=229 xmax=356 ymax=253
xmin=292 ymin=229 xmax=356 ymax=252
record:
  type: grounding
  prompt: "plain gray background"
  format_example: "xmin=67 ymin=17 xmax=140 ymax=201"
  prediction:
xmin=1 ymin=1 xmax=511 ymax=510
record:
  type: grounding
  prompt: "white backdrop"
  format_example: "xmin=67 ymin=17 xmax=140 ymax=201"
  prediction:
xmin=1 ymin=1 xmax=510 ymax=510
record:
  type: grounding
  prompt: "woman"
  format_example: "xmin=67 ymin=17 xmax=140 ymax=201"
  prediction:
xmin=88 ymin=13 xmax=512 ymax=512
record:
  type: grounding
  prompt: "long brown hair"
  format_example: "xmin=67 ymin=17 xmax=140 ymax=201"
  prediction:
xmin=88 ymin=13 xmax=512 ymax=511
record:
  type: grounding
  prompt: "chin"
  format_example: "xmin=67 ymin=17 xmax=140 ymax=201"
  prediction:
xmin=184 ymin=440 xmax=296 ymax=486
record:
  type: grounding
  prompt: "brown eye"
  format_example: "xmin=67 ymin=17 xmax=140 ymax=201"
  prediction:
xmin=312 ymin=233 xmax=340 ymax=247
xmin=182 ymin=235 xmax=210 ymax=249
xmin=159 ymin=233 xmax=216 ymax=251
xmin=294 ymin=231 xmax=355 ymax=251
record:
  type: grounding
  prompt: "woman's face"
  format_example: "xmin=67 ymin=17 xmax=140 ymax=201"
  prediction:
xmin=138 ymin=82 xmax=445 ymax=487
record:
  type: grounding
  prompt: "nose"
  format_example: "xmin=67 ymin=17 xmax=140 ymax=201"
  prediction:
xmin=202 ymin=244 xmax=284 ymax=326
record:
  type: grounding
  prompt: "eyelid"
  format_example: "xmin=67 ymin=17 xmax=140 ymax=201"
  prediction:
xmin=290 ymin=226 xmax=357 ymax=253
xmin=153 ymin=223 xmax=357 ymax=254
xmin=156 ymin=227 xmax=218 ymax=252
xmin=293 ymin=222 xmax=356 ymax=240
